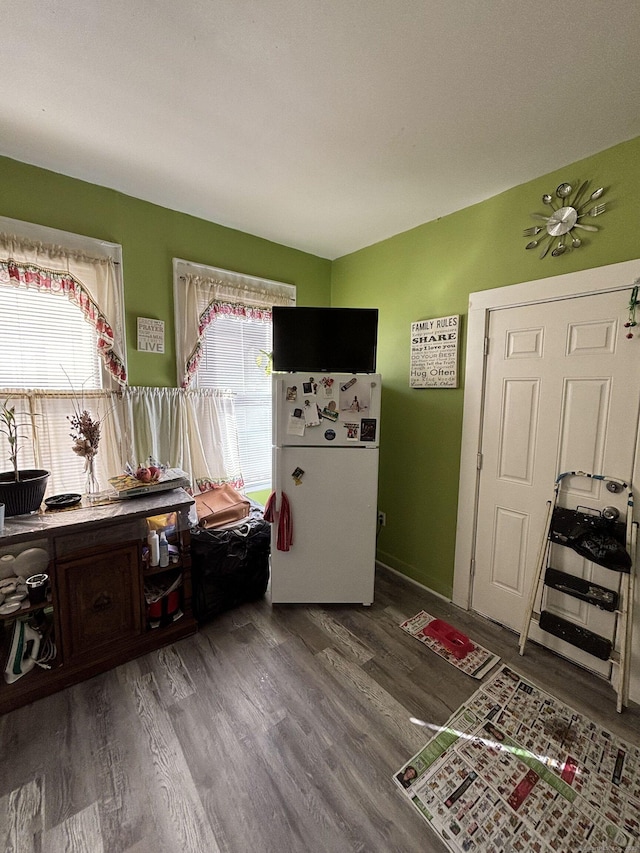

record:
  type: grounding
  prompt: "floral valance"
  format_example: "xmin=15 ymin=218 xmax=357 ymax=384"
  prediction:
xmin=0 ymin=233 xmax=127 ymax=386
xmin=175 ymin=265 xmax=295 ymax=389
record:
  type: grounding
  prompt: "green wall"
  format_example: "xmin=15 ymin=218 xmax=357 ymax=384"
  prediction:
xmin=0 ymin=156 xmax=332 ymax=386
xmin=331 ymin=135 xmax=640 ymax=597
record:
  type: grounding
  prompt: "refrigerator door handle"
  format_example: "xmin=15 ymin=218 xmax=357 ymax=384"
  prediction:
xmin=272 ymin=376 xmax=281 ymax=451
xmin=273 ymin=446 xmax=282 ymax=509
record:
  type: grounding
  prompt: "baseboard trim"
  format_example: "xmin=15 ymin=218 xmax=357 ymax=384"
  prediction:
xmin=375 ymin=559 xmax=452 ymax=604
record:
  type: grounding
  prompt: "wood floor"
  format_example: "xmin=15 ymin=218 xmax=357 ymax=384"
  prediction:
xmin=2 ymin=565 xmax=640 ymax=853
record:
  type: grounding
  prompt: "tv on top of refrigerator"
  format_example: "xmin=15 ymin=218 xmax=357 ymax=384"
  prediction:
xmin=271 ymin=306 xmax=378 ymax=374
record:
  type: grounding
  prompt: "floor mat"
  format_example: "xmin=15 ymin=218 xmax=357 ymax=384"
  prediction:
xmin=394 ymin=663 xmax=639 ymax=852
xmin=400 ymin=610 xmax=500 ymax=679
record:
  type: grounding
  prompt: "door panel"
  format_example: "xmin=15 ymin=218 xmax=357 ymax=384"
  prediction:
xmin=472 ymin=290 xmax=639 ymax=674
xmin=498 ymin=379 xmax=539 ymax=483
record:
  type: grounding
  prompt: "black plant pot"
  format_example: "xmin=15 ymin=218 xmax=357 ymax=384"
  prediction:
xmin=0 ymin=470 xmax=50 ymax=517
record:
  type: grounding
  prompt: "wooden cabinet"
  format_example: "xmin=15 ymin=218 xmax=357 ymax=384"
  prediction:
xmin=58 ymin=542 xmax=143 ymax=661
xmin=0 ymin=490 xmax=197 ymax=713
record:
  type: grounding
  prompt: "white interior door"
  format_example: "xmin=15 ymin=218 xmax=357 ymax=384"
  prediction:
xmin=471 ymin=289 xmax=640 ymax=674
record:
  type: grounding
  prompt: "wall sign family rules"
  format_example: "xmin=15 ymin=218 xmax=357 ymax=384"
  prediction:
xmin=410 ymin=314 xmax=459 ymax=389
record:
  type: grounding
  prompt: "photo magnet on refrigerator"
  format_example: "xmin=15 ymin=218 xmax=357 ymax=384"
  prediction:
xmin=344 ymin=423 xmax=359 ymax=440
xmin=360 ymin=418 xmax=377 ymax=442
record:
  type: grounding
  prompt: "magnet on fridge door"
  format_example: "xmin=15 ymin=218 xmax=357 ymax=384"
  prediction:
xmin=324 ymin=429 xmax=336 ymax=441
xmin=286 ymin=385 xmax=298 ymax=401
xmin=360 ymin=418 xmax=377 ymax=442
xmin=287 ymin=412 xmax=305 ymax=436
xmin=303 ymin=399 xmax=320 ymax=426
xmin=291 ymin=467 xmax=305 ymax=485
xmin=344 ymin=422 xmax=359 ymax=440
xmin=320 ymin=376 xmax=334 ymax=397
xmin=321 ymin=404 xmax=339 ymax=422
xmin=339 ymin=382 xmax=370 ymax=418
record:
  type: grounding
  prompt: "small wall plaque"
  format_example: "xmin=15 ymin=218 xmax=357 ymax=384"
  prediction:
xmin=137 ymin=317 xmax=165 ymax=353
xmin=410 ymin=315 xmax=459 ymax=388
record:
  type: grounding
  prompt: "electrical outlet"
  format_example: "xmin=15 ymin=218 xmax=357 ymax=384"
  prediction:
xmin=377 ymin=510 xmax=386 ymax=527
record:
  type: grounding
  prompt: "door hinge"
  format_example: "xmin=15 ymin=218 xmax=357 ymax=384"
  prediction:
xmin=477 ymin=452 xmax=483 ymax=470
xmin=483 ymin=336 xmax=490 ymax=356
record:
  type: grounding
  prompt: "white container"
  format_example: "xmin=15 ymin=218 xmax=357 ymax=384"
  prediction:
xmin=158 ymin=531 xmax=169 ymax=568
xmin=0 ymin=553 xmax=15 ymax=580
xmin=148 ymin=530 xmax=160 ymax=567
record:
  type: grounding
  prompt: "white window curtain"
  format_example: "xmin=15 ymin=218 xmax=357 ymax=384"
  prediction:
xmin=117 ymin=387 xmax=243 ymax=491
xmin=0 ymin=388 xmax=242 ymax=496
xmin=0 ymin=391 xmax=122 ymax=496
xmin=173 ymin=261 xmax=295 ymax=389
xmin=0 ymin=231 xmax=127 ymax=385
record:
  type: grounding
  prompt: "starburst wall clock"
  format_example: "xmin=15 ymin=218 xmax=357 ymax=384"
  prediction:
xmin=522 ymin=180 xmax=608 ymax=259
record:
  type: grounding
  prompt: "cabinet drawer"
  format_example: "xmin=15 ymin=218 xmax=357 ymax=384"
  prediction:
xmin=55 ymin=519 xmax=146 ymax=559
xmin=57 ymin=542 xmax=143 ymax=660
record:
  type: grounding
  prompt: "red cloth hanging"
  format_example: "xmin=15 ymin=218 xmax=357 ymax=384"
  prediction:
xmin=276 ymin=491 xmax=293 ymax=551
xmin=263 ymin=490 xmax=277 ymax=523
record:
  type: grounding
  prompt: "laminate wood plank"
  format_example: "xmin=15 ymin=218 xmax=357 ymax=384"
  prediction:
xmin=42 ymin=802 xmax=103 ymax=853
xmin=128 ymin=671 xmax=221 ymax=852
xmin=75 ymin=674 xmax=148 ymax=852
xmin=188 ymin=626 xmax=288 ymax=735
xmin=153 ymin=644 xmax=196 ymax=706
xmin=337 ymin=604 xmax=431 ymax=672
xmin=266 ymin=603 xmax=336 ymax=654
xmin=317 ymin=646 xmax=428 ymax=755
xmin=169 ymin=697 xmax=309 ymax=853
xmin=0 ymin=778 xmax=43 ymax=853
xmin=301 ymin=605 xmax=376 ymax=663
xmin=0 ymin=686 xmax=98 ymax=830
xmin=361 ymin=653 xmax=466 ymax=724
xmin=231 ymin=595 xmax=292 ymax=646
xmin=253 ymin=713 xmax=394 ymax=853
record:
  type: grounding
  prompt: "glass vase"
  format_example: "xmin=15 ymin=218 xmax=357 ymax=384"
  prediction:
xmin=85 ymin=455 xmax=101 ymax=501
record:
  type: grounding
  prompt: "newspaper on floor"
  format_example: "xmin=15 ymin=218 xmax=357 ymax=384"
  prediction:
xmin=393 ymin=664 xmax=637 ymax=853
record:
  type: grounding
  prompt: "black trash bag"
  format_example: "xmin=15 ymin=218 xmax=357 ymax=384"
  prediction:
xmin=550 ymin=507 xmax=631 ymax=573
xmin=190 ymin=513 xmax=270 ymax=622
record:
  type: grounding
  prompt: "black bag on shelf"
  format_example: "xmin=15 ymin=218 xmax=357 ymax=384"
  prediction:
xmin=549 ymin=506 xmax=631 ymax=572
xmin=190 ymin=508 xmax=270 ymax=623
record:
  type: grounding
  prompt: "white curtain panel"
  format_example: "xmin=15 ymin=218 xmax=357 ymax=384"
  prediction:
xmin=0 ymin=388 xmax=242 ymax=496
xmin=0 ymin=233 xmax=127 ymax=385
xmin=0 ymin=391 xmax=122 ymax=496
xmin=119 ymin=387 xmax=243 ymax=491
xmin=174 ymin=265 xmax=295 ymax=388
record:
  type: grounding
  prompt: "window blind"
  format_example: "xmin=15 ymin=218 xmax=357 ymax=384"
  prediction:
xmin=0 ymin=287 xmax=102 ymax=390
xmin=197 ymin=314 xmax=272 ymax=490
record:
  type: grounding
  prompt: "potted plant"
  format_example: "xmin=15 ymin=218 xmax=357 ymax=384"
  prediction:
xmin=0 ymin=400 xmax=49 ymax=517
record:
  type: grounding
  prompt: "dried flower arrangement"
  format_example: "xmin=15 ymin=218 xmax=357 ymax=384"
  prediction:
xmin=68 ymin=408 xmax=102 ymax=463
xmin=65 ymin=370 xmax=118 ymax=497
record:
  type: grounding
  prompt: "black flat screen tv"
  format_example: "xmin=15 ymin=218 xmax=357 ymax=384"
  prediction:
xmin=272 ymin=307 xmax=378 ymax=373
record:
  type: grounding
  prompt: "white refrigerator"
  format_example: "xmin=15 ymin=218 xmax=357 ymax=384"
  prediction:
xmin=270 ymin=372 xmax=381 ymax=604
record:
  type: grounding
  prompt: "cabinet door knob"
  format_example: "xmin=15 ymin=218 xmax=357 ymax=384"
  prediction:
xmin=93 ymin=592 xmax=112 ymax=612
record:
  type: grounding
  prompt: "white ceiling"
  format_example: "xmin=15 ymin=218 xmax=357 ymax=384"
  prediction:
xmin=2 ymin=1 xmax=639 ymax=260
